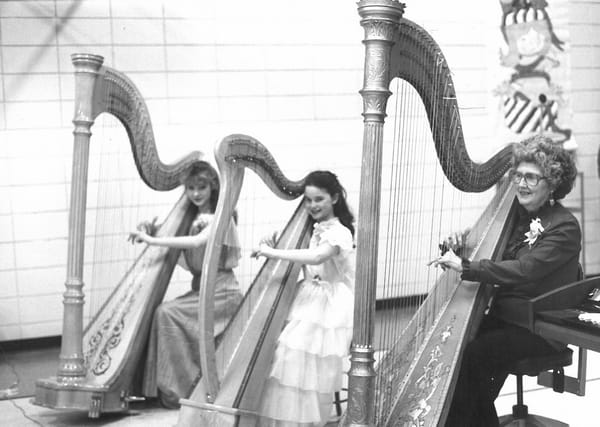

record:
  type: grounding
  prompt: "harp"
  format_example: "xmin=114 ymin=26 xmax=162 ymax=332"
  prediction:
xmin=33 ymin=53 xmax=208 ymax=417
xmin=345 ymin=1 xmax=518 ymax=426
xmin=176 ymin=135 xmax=315 ymax=426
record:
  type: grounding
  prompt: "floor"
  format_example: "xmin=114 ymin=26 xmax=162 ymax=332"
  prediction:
xmin=3 ymin=317 xmax=600 ymax=426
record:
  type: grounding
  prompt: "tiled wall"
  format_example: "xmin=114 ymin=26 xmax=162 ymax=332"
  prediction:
xmin=1 ymin=0 xmax=599 ymax=341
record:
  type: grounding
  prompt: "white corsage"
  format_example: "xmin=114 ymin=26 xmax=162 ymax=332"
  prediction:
xmin=191 ymin=213 xmax=213 ymax=233
xmin=524 ymin=217 xmax=544 ymax=247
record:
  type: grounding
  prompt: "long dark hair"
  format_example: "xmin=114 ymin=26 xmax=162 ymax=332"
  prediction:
xmin=304 ymin=170 xmax=355 ymax=237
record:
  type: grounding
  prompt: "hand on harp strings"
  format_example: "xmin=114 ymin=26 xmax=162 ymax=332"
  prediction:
xmin=427 ymin=248 xmax=463 ymax=273
xmin=250 ymin=230 xmax=279 ymax=259
xmin=128 ymin=216 xmax=159 ymax=244
xmin=427 ymin=229 xmax=469 ymax=272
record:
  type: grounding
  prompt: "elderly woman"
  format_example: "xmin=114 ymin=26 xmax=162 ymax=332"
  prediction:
xmin=432 ymin=135 xmax=581 ymax=427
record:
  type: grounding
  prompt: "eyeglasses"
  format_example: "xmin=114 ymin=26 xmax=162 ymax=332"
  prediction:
xmin=509 ymin=170 xmax=547 ymax=187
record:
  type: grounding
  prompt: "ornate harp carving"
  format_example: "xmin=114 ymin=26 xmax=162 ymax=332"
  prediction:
xmin=346 ymin=1 xmax=517 ymax=425
xmin=33 ymin=53 xmax=208 ymax=417
xmin=177 ymin=135 xmax=313 ymax=426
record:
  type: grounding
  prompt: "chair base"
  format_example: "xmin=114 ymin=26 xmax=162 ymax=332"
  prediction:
xmin=498 ymin=413 xmax=569 ymax=427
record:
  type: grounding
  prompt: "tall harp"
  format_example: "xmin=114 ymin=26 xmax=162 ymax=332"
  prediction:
xmin=33 ymin=53 xmax=208 ymax=417
xmin=176 ymin=135 xmax=314 ymax=426
xmin=345 ymin=1 xmax=518 ymax=426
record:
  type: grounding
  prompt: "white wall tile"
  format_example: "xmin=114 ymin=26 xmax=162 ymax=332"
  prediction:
xmin=0 ymin=243 xmax=15 ymax=270
xmin=113 ymin=46 xmax=166 ymax=72
xmin=0 ymin=215 xmax=14 ymax=243
xmin=0 ymin=297 xmax=20 ymax=326
xmin=110 ymin=0 xmax=163 ymax=18
xmin=167 ymin=72 xmax=219 ymax=98
xmin=4 ymin=101 xmax=63 ymax=129
xmin=163 ymin=1 xmax=215 ymax=19
xmin=16 ymin=267 xmax=64 ymax=296
xmin=164 ymin=18 xmax=216 ymax=44
xmin=0 ymin=270 xmax=17 ymax=298
xmin=0 ymin=190 xmax=12 ymax=216
xmin=266 ymin=71 xmax=314 ymax=96
xmin=0 ymin=325 xmax=21 ymax=341
xmin=13 ymin=212 xmax=69 ymax=241
xmin=0 ymin=18 xmax=55 ymax=45
xmin=167 ymin=98 xmax=220 ymax=124
xmin=166 ymin=46 xmax=217 ymax=71
xmin=112 ymin=19 xmax=165 ymax=45
xmin=55 ymin=0 xmax=111 ymax=18
xmin=267 ymin=96 xmax=314 ymax=121
xmin=0 ymin=1 xmax=55 ymax=17
xmin=2 ymin=46 xmax=59 ymax=74
xmin=216 ymin=46 xmax=266 ymax=71
xmin=3 ymin=74 xmax=61 ymax=102
xmin=14 ymin=239 xmax=67 ymax=269
xmin=57 ymin=18 xmax=112 ymax=45
xmin=217 ymin=71 xmax=267 ymax=97
xmin=264 ymin=46 xmax=315 ymax=70
xmin=219 ymin=96 xmax=268 ymax=122
xmin=8 ymin=156 xmax=68 ymax=185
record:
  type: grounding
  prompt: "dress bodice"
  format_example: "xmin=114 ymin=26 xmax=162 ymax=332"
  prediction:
xmin=304 ymin=217 xmax=355 ymax=289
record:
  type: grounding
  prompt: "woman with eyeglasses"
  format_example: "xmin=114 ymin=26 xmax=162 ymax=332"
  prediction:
xmin=431 ymin=134 xmax=581 ymax=427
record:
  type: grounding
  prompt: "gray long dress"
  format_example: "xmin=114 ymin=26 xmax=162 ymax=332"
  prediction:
xmin=142 ymin=216 xmax=242 ymax=406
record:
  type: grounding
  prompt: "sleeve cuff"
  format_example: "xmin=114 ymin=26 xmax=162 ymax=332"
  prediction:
xmin=461 ymin=258 xmax=480 ymax=281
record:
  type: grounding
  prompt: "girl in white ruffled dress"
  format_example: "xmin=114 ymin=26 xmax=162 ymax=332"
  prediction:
xmin=252 ymin=170 xmax=355 ymax=427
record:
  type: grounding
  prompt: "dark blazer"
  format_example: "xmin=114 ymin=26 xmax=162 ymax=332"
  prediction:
xmin=462 ymin=200 xmax=582 ymax=328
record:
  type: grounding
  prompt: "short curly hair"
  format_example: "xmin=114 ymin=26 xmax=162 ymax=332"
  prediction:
xmin=511 ymin=135 xmax=577 ymax=200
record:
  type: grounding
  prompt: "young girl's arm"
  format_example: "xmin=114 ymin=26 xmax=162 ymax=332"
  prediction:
xmin=129 ymin=226 xmax=210 ymax=249
xmin=254 ymin=242 xmax=339 ymax=265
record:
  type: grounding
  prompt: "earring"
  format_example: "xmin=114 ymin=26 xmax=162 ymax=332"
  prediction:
xmin=549 ymin=193 xmax=555 ymax=206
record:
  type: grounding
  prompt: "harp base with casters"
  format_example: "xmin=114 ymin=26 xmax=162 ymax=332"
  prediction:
xmin=32 ymin=194 xmax=197 ymax=417
xmin=33 ymin=380 xmax=130 ymax=418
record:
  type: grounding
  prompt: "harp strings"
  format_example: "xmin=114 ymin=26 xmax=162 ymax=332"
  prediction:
xmin=373 ymin=50 xmax=475 ymax=420
xmin=87 ymin=110 xmax=148 ymax=324
xmin=214 ymin=140 xmax=294 ymax=373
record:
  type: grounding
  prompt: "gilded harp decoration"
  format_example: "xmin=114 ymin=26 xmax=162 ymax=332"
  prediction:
xmin=346 ymin=1 xmax=516 ymax=426
xmin=33 ymin=53 xmax=207 ymax=417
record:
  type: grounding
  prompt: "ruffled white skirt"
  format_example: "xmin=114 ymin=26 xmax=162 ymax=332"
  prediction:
xmin=258 ymin=278 xmax=353 ymax=426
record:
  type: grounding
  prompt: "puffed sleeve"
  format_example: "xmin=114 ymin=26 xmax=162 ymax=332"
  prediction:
xmin=320 ymin=223 xmax=354 ymax=252
xmin=461 ymin=217 xmax=581 ymax=286
xmin=221 ymin=218 xmax=241 ymax=269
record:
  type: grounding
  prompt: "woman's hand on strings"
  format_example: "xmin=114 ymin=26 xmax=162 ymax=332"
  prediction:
xmin=128 ymin=217 xmax=158 ymax=244
xmin=428 ymin=248 xmax=463 ymax=273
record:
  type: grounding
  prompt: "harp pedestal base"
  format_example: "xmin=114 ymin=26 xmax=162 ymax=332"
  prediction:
xmin=32 ymin=377 xmax=131 ymax=418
